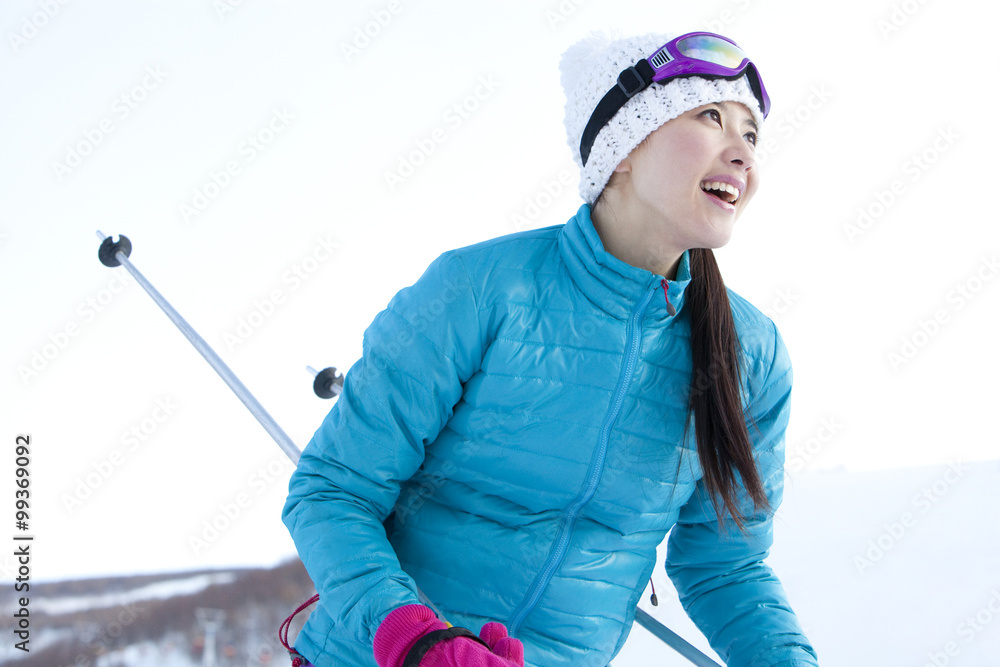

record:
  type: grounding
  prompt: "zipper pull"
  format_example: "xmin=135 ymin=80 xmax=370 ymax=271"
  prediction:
xmin=660 ymin=279 xmax=676 ymax=316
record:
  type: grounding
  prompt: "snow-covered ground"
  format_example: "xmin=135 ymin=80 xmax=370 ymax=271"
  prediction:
xmin=93 ymin=635 xmax=196 ymax=667
xmin=0 ymin=568 xmax=292 ymax=666
xmin=2 ymin=461 xmax=996 ymax=666
xmin=33 ymin=572 xmax=238 ymax=615
xmin=616 ymin=459 xmax=1000 ymax=666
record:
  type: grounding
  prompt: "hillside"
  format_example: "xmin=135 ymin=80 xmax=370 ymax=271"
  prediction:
xmin=0 ymin=559 xmax=315 ymax=666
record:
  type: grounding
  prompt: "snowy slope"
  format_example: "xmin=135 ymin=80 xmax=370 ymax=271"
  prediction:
xmin=2 ymin=462 xmax=996 ymax=666
xmin=615 ymin=459 xmax=1000 ymax=666
xmin=0 ymin=562 xmax=314 ymax=666
xmin=33 ymin=572 xmax=238 ymax=616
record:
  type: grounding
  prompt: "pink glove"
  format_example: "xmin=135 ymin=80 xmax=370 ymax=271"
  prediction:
xmin=373 ymin=604 xmax=524 ymax=667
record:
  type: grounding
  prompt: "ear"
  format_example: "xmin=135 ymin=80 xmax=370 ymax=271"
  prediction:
xmin=613 ymin=155 xmax=632 ymax=174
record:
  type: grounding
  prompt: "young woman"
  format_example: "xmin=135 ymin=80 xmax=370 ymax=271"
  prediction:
xmin=282 ymin=30 xmax=819 ymax=667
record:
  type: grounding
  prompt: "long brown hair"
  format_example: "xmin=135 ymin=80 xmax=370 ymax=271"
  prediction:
xmin=685 ymin=247 xmax=769 ymax=534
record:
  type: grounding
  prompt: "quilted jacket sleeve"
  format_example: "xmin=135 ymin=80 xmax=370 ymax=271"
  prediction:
xmin=665 ymin=323 xmax=819 ymax=667
xmin=282 ymin=250 xmax=485 ymax=647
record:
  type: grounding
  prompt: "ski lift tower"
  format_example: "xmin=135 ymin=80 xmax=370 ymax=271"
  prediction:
xmin=195 ymin=608 xmax=227 ymax=667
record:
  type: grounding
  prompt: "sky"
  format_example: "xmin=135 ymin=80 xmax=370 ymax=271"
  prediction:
xmin=1 ymin=0 xmax=998 ymax=590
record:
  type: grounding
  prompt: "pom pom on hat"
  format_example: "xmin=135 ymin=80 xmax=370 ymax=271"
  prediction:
xmin=559 ymin=30 xmax=619 ymax=96
xmin=560 ymin=30 xmax=764 ymax=204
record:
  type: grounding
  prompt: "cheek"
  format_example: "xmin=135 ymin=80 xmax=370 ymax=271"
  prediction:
xmin=661 ymin=132 xmax=706 ymax=164
xmin=638 ymin=138 xmax=705 ymax=192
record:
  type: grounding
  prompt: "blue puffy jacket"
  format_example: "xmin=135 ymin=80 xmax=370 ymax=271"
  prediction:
xmin=282 ymin=204 xmax=818 ymax=667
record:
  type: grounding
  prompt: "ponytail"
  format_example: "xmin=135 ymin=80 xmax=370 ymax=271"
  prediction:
xmin=685 ymin=248 xmax=769 ymax=534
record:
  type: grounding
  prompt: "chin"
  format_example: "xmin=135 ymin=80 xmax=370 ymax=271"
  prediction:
xmin=699 ymin=228 xmax=735 ymax=250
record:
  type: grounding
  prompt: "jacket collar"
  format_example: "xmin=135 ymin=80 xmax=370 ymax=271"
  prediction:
xmin=558 ymin=203 xmax=693 ymax=323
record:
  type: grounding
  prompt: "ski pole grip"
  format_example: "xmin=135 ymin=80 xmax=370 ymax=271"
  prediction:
xmin=98 ymin=234 xmax=132 ymax=267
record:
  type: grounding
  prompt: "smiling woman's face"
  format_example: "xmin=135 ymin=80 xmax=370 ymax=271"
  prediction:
xmin=619 ymin=100 xmax=761 ymax=253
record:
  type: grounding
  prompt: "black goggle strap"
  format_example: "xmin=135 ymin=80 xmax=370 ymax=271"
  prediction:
xmin=579 ymin=58 xmax=656 ymax=167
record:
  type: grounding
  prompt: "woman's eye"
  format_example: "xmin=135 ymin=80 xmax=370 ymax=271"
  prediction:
xmin=745 ymin=131 xmax=758 ymax=146
xmin=702 ymin=109 xmax=722 ymax=123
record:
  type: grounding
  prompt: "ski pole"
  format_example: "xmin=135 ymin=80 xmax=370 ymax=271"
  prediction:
xmin=96 ymin=231 xmax=301 ymax=464
xmin=95 ymin=232 xmax=449 ymax=625
xmin=634 ymin=609 xmax=723 ymax=667
xmin=306 ymin=365 xmax=343 ymax=399
xmin=306 ymin=368 xmax=723 ymax=666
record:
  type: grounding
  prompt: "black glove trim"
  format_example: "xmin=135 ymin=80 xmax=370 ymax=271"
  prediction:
xmin=402 ymin=627 xmax=490 ymax=667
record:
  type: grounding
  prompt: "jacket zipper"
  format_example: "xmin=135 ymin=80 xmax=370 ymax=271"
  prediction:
xmin=507 ymin=284 xmax=659 ymax=636
xmin=661 ymin=278 xmax=676 ymax=316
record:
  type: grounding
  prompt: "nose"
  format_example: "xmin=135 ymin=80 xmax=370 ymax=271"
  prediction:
xmin=722 ymin=124 xmax=756 ymax=172
xmin=726 ymin=136 xmax=755 ymax=172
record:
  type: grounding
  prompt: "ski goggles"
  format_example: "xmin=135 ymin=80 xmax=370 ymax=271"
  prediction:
xmin=579 ymin=31 xmax=770 ymax=166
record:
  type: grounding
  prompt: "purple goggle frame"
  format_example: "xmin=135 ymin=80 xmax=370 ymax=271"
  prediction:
xmin=580 ymin=31 xmax=770 ymax=166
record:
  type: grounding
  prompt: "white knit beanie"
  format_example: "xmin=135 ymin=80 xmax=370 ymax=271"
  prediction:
xmin=560 ymin=31 xmax=764 ymax=204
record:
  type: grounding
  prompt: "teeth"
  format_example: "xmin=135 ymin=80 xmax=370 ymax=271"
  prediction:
xmin=700 ymin=181 xmax=741 ymax=203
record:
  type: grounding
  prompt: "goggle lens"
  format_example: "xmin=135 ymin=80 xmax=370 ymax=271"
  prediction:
xmin=674 ymin=35 xmax=748 ymax=69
